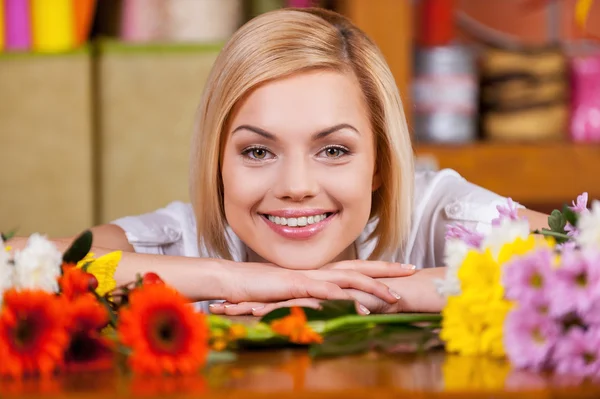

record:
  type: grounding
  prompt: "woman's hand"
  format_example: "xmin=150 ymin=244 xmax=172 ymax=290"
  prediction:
xmin=212 ymin=268 xmax=448 ymax=316
xmin=210 ymin=261 xmax=417 ymax=315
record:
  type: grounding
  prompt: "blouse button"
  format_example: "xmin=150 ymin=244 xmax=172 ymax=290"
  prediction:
xmin=445 ymin=202 xmax=463 ymax=218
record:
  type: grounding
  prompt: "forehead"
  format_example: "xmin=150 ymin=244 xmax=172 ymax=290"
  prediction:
xmin=228 ymin=70 xmax=370 ymax=135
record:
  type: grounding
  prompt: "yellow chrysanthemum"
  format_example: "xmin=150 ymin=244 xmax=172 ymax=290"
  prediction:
xmin=76 ymin=251 xmax=121 ymax=296
xmin=496 ymin=235 xmax=539 ymax=265
xmin=457 ymin=249 xmax=503 ymax=300
xmin=441 ymin=292 xmax=512 ymax=357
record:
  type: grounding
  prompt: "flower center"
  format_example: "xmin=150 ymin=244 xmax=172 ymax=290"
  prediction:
xmin=530 ymin=273 xmax=543 ymax=288
xmin=531 ymin=327 xmax=545 ymax=344
xmin=158 ymin=322 xmax=175 ymax=342
xmin=584 ymin=352 xmax=596 ymax=364
xmin=14 ymin=316 xmax=39 ymax=351
xmin=576 ymin=272 xmax=588 ymax=287
xmin=147 ymin=312 xmax=188 ymax=355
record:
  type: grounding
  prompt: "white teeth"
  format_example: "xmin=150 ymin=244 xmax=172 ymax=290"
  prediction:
xmin=265 ymin=213 xmax=329 ymax=227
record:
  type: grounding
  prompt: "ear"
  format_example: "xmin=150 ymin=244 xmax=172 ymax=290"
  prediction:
xmin=372 ymin=167 xmax=382 ymax=191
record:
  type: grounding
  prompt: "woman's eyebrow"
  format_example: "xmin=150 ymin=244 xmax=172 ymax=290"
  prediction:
xmin=231 ymin=125 xmax=276 ymax=140
xmin=231 ymin=123 xmax=360 ymax=141
xmin=312 ymin=124 xmax=360 ymax=140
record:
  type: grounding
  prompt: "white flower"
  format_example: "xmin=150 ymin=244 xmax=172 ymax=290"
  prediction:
xmin=576 ymin=200 xmax=600 ymax=250
xmin=13 ymin=234 xmax=62 ymax=293
xmin=0 ymin=238 xmax=14 ymax=303
xmin=434 ymin=238 xmax=470 ymax=297
xmin=482 ymin=218 xmax=530 ymax=260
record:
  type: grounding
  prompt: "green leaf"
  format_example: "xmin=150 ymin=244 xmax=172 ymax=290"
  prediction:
xmin=548 ymin=210 xmax=566 ymax=233
xmin=62 ymin=230 xmax=93 ymax=264
xmin=93 ymin=290 xmax=118 ymax=328
xmin=260 ymin=300 xmax=357 ymax=324
xmin=1 ymin=228 xmax=18 ymax=242
xmin=80 ymin=261 xmax=94 ymax=272
xmin=562 ymin=205 xmax=579 ymax=227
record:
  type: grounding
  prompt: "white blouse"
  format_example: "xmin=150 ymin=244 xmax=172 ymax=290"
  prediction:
xmin=111 ymin=168 xmax=513 ymax=268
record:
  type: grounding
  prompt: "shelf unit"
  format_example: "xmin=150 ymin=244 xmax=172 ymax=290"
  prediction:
xmin=415 ymin=143 xmax=600 ymax=209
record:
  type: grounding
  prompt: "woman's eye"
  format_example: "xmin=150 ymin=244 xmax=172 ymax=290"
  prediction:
xmin=242 ymin=147 xmax=272 ymax=160
xmin=320 ymin=146 xmax=348 ymax=158
xmin=251 ymin=148 xmax=267 ymax=159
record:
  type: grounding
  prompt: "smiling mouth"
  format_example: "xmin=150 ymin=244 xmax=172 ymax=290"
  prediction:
xmin=260 ymin=212 xmax=336 ymax=227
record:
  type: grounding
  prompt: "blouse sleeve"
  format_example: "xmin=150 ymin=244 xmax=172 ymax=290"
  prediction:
xmin=405 ymin=169 xmax=523 ymax=268
xmin=110 ymin=201 xmax=199 ymax=257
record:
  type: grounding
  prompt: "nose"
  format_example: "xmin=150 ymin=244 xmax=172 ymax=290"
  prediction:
xmin=273 ymin=155 xmax=319 ymax=202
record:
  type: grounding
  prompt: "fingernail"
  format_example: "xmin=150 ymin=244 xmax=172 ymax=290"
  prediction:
xmin=389 ymin=288 xmax=402 ymax=300
xmin=358 ymin=304 xmax=370 ymax=315
xmin=400 ymin=263 xmax=416 ymax=270
xmin=251 ymin=306 xmax=264 ymax=312
xmin=209 ymin=303 xmax=222 ymax=309
xmin=224 ymin=304 xmax=237 ymax=309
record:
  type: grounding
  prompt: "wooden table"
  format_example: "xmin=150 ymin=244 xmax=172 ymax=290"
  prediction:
xmin=4 ymin=349 xmax=600 ymax=398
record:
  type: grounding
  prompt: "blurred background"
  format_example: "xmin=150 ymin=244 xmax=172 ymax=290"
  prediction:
xmin=1 ymin=0 xmax=600 ymax=237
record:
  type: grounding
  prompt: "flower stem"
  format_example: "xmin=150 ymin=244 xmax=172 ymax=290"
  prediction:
xmin=94 ymin=291 xmax=118 ymax=328
xmin=533 ymin=229 xmax=570 ymax=240
xmin=317 ymin=313 xmax=442 ymax=334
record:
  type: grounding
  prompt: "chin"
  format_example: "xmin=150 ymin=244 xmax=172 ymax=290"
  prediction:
xmin=260 ymin=247 xmax=340 ymax=270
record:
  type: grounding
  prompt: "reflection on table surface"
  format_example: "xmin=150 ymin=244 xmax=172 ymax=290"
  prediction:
xmin=2 ymin=349 xmax=600 ymax=398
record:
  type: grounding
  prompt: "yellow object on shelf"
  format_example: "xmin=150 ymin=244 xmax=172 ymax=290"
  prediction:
xmin=0 ymin=0 xmax=5 ymax=51
xmin=31 ymin=0 xmax=75 ymax=53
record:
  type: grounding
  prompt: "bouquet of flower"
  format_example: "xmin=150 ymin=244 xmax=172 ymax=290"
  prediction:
xmin=0 ymin=230 xmax=440 ymax=380
xmin=438 ymin=193 xmax=600 ymax=377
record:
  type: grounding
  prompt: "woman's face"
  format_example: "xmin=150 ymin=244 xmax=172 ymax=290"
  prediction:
xmin=221 ymin=70 xmax=379 ymax=269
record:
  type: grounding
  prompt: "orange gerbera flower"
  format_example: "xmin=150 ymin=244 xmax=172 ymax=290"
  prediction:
xmin=118 ymin=284 xmax=209 ymax=375
xmin=64 ymin=294 xmax=113 ymax=372
xmin=0 ymin=289 xmax=69 ymax=378
xmin=270 ymin=307 xmax=323 ymax=344
xmin=59 ymin=265 xmax=98 ymax=300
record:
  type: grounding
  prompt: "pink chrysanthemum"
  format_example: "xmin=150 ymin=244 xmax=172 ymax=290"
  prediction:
xmin=565 ymin=222 xmax=579 ymax=238
xmin=503 ymin=247 xmax=554 ymax=306
xmin=569 ymin=192 xmax=589 ymax=214
xmin=492 ymin=198 xmax=521 ymax=227
xmin=504 ymin=308 xmax=560 ymax=370
xmin=553 ymin=327 xmax=600 ymax=377
xmin=445 ymin=223 xmax=484 ymax=248
xmin=550 ymin=248 xmax=600 ymax=318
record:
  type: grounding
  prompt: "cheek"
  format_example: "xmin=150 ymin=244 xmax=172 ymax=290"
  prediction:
xmin=322 ymin=160 xmax=374 ymax=212
xmin=221 ymin=154 xmax=267 ymax=215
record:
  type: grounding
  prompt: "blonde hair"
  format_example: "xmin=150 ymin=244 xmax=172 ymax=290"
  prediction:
xmin=190 ymin=8 xmax=414 ymax=261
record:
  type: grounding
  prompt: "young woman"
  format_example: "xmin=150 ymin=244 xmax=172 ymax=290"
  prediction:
xmin=11 ymin=8 xmax=547 ymax=315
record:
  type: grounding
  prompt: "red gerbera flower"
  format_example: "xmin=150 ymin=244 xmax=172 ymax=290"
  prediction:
xmin=64 ymin=293 xmax=113 ymax=372
xmin=59 ymin=265 xmax=98 ymax=300
xmin=0 ymin=289 xmax=69 ymax=378
xmin=117 ymin=284 xmax=209 ymax=375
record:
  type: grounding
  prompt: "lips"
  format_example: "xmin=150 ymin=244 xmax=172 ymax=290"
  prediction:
xmin=264 ymin=212 xmax=333 ymax=227
xmin=260 ymin=211 xmax=337 ymax=240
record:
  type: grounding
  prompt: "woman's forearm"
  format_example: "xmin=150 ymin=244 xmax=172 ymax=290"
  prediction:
xmin=7 ymin=236 xmax=227 ymax=302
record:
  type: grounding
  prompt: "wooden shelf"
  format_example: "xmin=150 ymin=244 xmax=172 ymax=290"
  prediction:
xmin=414 ymin=143 xmax=600 ymax=207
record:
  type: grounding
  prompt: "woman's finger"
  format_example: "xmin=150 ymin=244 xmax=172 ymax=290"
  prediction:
xmin=288 ymin=275 xmax=355 ymax=301
xmin=302 ymin=270 xmax=401 ymax=304
xmin=251 ymin=298 xmax=323 ymax=317
xmin=324 ymin=260 xmax=416 ymax=278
